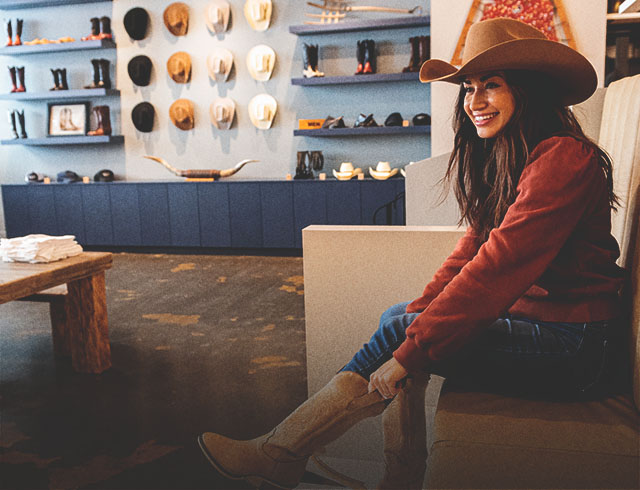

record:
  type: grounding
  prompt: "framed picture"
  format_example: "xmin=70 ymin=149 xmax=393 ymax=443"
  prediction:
xmin=47 ymin=102 xmax=89 ymax=136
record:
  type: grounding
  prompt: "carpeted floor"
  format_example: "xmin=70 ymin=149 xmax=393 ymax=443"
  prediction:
xmin=0 ymin=252 xmax=309 ymax=490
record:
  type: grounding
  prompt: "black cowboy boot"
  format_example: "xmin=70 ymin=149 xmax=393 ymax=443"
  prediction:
xmin=7 ymin=110 xmax=18 ymax=139
xmin=16 ymin=66 xmax=25 ymax=92
xmin=310 ymin=44 xmax=324 ymax=77
xmin=82 ymin=17 xmax=100 ymax=41
xmin=419 ymin=36 xmax=430 ymax=65
xmin=99 ymin=16 xmax=112 ymax=40
xmin=403 ymin=37 xmax=421 ymax=73
xmin=363 ymin=40 xmax=376 ymax=74
xmin=99 ymin=59 xmax=111 ymax=89
xmin=294 ymin=151 xmax=309 ymax=180
xmin=302 ymin=43 xmax=313 ymax=78
xmin=17 ymin=110 xmax=27 ymax=138
xmin=8 ymin=66 xmax=18 ymax=92
xmin=15 ymin=19 xmax=22 ymax=46
xmin=50 ymin=69 xmax=61 ymax=90
xmin=5 ymin=19 xmax=12 ymax=47
xmin=355 ymin=40 xmax=366 ymax=75
xmin=85 ymin=59 xmax=100 ymax=88
xmin=59 ymin=68 xmax=69 ymax=90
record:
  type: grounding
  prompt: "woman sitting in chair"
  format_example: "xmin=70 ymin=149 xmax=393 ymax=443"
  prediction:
xmin=199 ymin=18 xmax=626 ymax=490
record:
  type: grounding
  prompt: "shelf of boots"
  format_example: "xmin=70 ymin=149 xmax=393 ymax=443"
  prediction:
xmin=289 ymin=15 xmax=429 ymax=35
xmin=0 ymin=88 xmax=120 ymax=101
xmin=293 ymin=126 xmax=429 ymax=137
xmin=0 ymin=0 xmax=111 ymax=9
xmin=1 ymin=135 xmax=124 ymax=145
xmin=292 ymin=72 xmax=419 ymax=85
xmin=0 ymin=39 xmax=116 ymax=55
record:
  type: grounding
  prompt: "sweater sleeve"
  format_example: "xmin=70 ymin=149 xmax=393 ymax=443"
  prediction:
xmin=406 ymin=226 xmax=482 ymax=314
xmin=394 ymin=137 xmax=602 ymax=373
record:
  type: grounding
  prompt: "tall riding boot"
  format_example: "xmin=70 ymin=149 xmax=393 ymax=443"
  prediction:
xmin=85 ymin=59 xmax=100 ymax=88
xmin=199 ymin=371 xmax=386 ymax=489
xmin=8 ymin=66 xmax=18 ymax=93
xmin=99 ymin=16 xmax=112 ymax=40
xmin=377 ymin=375 xmax=430 ymax=490
xmin=310 ymin=44 xmax=324 ymax=77
xmin=355 ymin=40 xmax=366 ymax=75
xmin=15 ymin=19 xmax=22 ymax=46
xmin=99 ymin=59 xmax=111 ymax=89
xmin=419 ymin=35 xmax=430 ymax=65
xmin=59 ymin=68 xmax=69 ymax=90
xmin=5 ymin=20 xmax=12 ymax=47
xmin=17 ymin=110 xmax=27 ymax=138
xmin=82 ymin=17 xmax=100 ymax=41
xmin=363 ymin=40 xmax=376 ymax=74
xmin=7 ymin=110 xmax=18 ymax=139
xmin=16 ymin=66 xmax=25 ymax=92
xmin=50 ymin=68 xmax=61 ymax=91
xmin=403 ymin=37 xmax=421 ymax=73
xmin=302 ymin=43 xmax=313 ymax=78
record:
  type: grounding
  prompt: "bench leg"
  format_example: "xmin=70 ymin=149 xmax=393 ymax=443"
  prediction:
xmin=66 ymin=272 xmax=112 ymax=374
xmin=50 ymin=297 xmax=72 ymax=357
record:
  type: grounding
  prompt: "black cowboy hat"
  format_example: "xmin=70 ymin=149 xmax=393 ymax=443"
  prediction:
xmin=132 ymin=102 xmax=155 ymax=133
xmin=57 ymin=170 xmax=80 ymax=184
xmin=412 ymin=113 xmax=431 ymax=126
xmin=94 ymin=169 xmax=115 ymax=182
xmin=128 ymin=55 xmax=153 ymax=87
xmin=124 ymin=7 xmax=150 ymax=41
xmin=384 ymin=112 xmax=403 ymax=127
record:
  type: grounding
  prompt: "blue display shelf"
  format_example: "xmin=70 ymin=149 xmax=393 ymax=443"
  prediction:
xmin=294 ymin=126 xmax=429 ymax=137
xmin=0 ymin=0 xmax=111 ymax=9
xmin=1 ymin=135 xmax=124 ymax=146
xmin=0 ymin=39 xmax=115 ymax=55
xmin=291 ymin=72 xmax=419 ymax=86
xmin=289 ymin=15 xmax=429 ymax=35
xmin=0 ymin=89 xmax=120 ymax=101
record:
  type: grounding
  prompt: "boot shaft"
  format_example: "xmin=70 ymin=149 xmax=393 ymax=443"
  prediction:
xmin=99 ymin=16 xmax=112 ymax=40
xmin=16 ymin=109 xmax=27 ymax=138
xmin=17 ymin=66 xmax=26 ymax=92
xmin=99 ymin=59 xmax=111 ymax=89
xmin=6 ymin=19 xmax=12 ymax=46
xmin=7 ymin=110 xmax=18 ymax=139
xmin=419 ymin=35 xmax=430 ymax=64
xmin=50 ymin=68 xmax=60 ymax=90
xmin=363 ymin=39 xmax=376 ymax=74
xmin=15 ymin=18 xmax=22 ymax=45
xmin=8 ymin=66 xmax=18 ymax=91
xmin=90 ymin=17 xmax=100 ymax=36
xmin=59 ymin=68 xmax=69 ymax=90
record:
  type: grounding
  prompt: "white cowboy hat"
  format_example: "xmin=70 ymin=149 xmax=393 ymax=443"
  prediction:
xmin=207 ymin=48 xmax=234 ymax=82
xmin=209 ymin=97 xmax=236 ymax=130
xmin=248 ymin=93 xmax=277 ymax=130
xmin=205 ymin=0 xmax=231 ymax=34
xmin=243 ymin=0 xmax=272 ymax=31
xmin=247 ymin=45 xmax=276 ymax=81
xmin=369 ymin=161 xmax=398 ymax=180
xmin=333 ymin=162 xmax=363 ymax=181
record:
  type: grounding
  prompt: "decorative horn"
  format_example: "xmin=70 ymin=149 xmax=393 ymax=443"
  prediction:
xmin=143 ymin=155 xmax=258 ymax=179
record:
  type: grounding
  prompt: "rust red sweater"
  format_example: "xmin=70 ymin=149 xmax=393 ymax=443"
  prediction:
xmin=394 ymin=136 xmax=625 ymax=374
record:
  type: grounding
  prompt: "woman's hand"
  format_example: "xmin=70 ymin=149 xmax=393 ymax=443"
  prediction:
xmin=368 ymin=358 xmax=408 ymax=399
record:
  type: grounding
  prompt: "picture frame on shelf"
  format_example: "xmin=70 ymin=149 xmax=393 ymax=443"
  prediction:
xmin=47 ymin=102 xmax=89 ymax=136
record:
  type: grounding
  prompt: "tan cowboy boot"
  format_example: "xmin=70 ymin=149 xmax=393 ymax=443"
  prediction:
xmin=377 ymin=374 xmax=430 ymax=490
xmin=199 ymin=370 xmax=386 ymax=489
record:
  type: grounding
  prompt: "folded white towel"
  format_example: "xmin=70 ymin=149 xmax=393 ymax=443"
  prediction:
xmin=1 ymin=234 xmax=83 ymax=263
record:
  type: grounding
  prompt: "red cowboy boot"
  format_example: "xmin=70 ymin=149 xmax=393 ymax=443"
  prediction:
xmin=16 ymin=66 xmax=26 ymax=92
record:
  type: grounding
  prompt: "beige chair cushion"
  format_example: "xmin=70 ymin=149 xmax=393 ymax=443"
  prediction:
xmin=631 ymin=186 xmax=640 ymax=409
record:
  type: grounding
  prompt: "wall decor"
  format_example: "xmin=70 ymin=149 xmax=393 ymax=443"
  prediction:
xmin=169 ymin=98 xmax=194 ymax=130
xmin=210 ymin=97 xmax=236 ymax=130
xmin=207 ymin=48 xmax=234 ymax=82
xmin=124 ymin=7 xmax=150 ymax=41
xmin=304 ymin=2 xmax=422 ymax=24
xmin=167 ymin=51 xmax=192 ymax=84
xmin=143 ymin=156 xmax=258 ymax=179
xmin=244 ymin=0 xmax=272 ymax=31
xmin=48 ymin=102 xmax=88 ymax=136
xmin=163 ymin=2 xmax=189 ymax=37
xmin=206 ymin=0 xmax=231 ymax=34
xmin=248 ymin=93 xmax=276 ymax=129
xmin=247 ymin=44 xmax=275 ymax=81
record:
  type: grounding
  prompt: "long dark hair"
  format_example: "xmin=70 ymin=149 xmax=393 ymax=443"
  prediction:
xmin=446 ymin=70 xmax=618 ymax=242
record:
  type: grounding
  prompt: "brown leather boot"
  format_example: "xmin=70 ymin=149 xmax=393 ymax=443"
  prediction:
xmin=403 ymin=37 xmax=421 ymax=73
xmin=16 ymin=66 xmax=25 ymax=92
xmin=377 ymin=374 xmax=430 ymax=490
xmin=419 ymin=36 xmax=430 ymax=65
xmin=88 ymin=106 xmax=112 ymax=136
xmin=8 ymin=66 xmax=18 ymax=92
xmin=199 ymin=371 xmax=386 ymax=489
xmin=6 ymin=20 xmax=12 ymax=47
xmin=15 ymin=19 xmax=22 ymax=46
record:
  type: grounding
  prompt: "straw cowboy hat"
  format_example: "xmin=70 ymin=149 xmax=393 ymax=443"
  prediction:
xmin=247 ymin=45 xmax=276 ymax=81
xmin=419 ymin=17 xmax=596 ymax=106
xmin=167 ymin=52 xmax=192 ymax=84
xmin=163 ymin=2 xmax=189 ymax=36
xmin=207 ymin=48 xmax=234 ymax=82
xmin=169 ymin=99 xmax=195 ymax=130
xmin=333 ymin=162 xmax=363 ymax=181
xmin=248 ymin=93 xmax=277 ymax=130
xmin=206 ymin=0 xmax=231 ymax=34
xmin=369 ymin=161 xmax=398 ymax=180
xmin=244 ymin=0 xmax=272 ymax=31
xmin=210 ymin=97 xmax=236 ymax=130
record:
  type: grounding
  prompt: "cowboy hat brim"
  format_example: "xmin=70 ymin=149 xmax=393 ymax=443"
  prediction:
xmin=420 ymin=38 xmax=597 ymax=106
xmin=333 ymin=169 xmax=362 ymax=181
xmin=369 ymin=168 xmax=399 ymax=180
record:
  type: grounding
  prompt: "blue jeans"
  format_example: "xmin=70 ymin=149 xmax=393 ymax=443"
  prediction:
xmin=340 ymin=302 xmax=622 ymax=399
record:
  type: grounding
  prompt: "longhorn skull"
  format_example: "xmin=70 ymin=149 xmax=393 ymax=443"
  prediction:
xmin=144 ymin=155 xmax=258 ymax=179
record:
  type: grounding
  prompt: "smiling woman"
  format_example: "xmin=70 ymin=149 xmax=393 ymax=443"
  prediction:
xmin=462 ymin=72 xmax=516 ymax=139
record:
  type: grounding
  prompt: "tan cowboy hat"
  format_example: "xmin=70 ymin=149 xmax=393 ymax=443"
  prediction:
xmin=247 ymin=45 xmax=276 ymax=81
xmin=333 ymin=162 xmax=363 ymax=181
xmin=206 ymin=0 xmax=231 ymax=34
xmin=207 ymin=48 xmax=234 ymax=82
xmin=167 ymin=52 xmax=192 ymax=84
xmin=419 ymin=18 xmax=597 ymax=106
xmin=169 ymin=99 xmax=195 ymax=130
xmin=369 ymin=161 xmax=398 ymax=180
xmin=163 ymin=2 xmax=189 ymax=36
xmin=210 ymin=97 xmax=236 ymax=130
xmin=248 ymin=94 xmax=277 ymax=130
xmin=244 ymin=0 xmax=272 ymax=31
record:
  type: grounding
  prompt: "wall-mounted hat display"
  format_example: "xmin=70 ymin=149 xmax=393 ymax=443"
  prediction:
xmin=333 ymin=162 xmax=363 ymax=181
xmin=247 ymin=44 xmax=275 ymax=81
xmin=206 ymin=0 xmax=231 ymax=34
xmin=128 ymin=55 xmax=152 ymax=86
xmin=163 ymin=2 xmax=189 ymax=36
xmin=209 ymin=97 xmax=235 ymax=130
xmin=167 ymin=51 xmax=191 ymax=84
xmin=169 ymin=99 xmax=194 ymax=130
xmin=248 ymin=93 xmax=276 ymax=130
xmin=131 ymin=102 xmax=155 ymax=133
xmin=207 ymin=48 xmax=233 ymax=82
xmin=244 ymin=0 xmax=272 ymax=31
xmin=369 ymin=161 xmax=398 ymax=180
xmin=123 ymin=7 xmax=149 ymax=41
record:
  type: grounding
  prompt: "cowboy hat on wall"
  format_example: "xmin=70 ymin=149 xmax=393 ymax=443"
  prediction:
xmin=248 ymin=93 xmax=277 ymax=130
xmin=163 ymin=2 xmax=189 ymax=36
xmin=169 ymin=98 xmax=195 ymax=131
xmin=207 ymin=48 xmax=234 ymax=83
xmin=206 ymin=0 xmax=231 ymax=34
xmin=244 ymin=0 xmax=272 ymax=31
xmin=210 ymin=97 xmax=236 ymax=130
xmin=247 ymin=44 xmax=275 ymax=81
xmin=167 ymin=51 xmax=192 ymax=84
